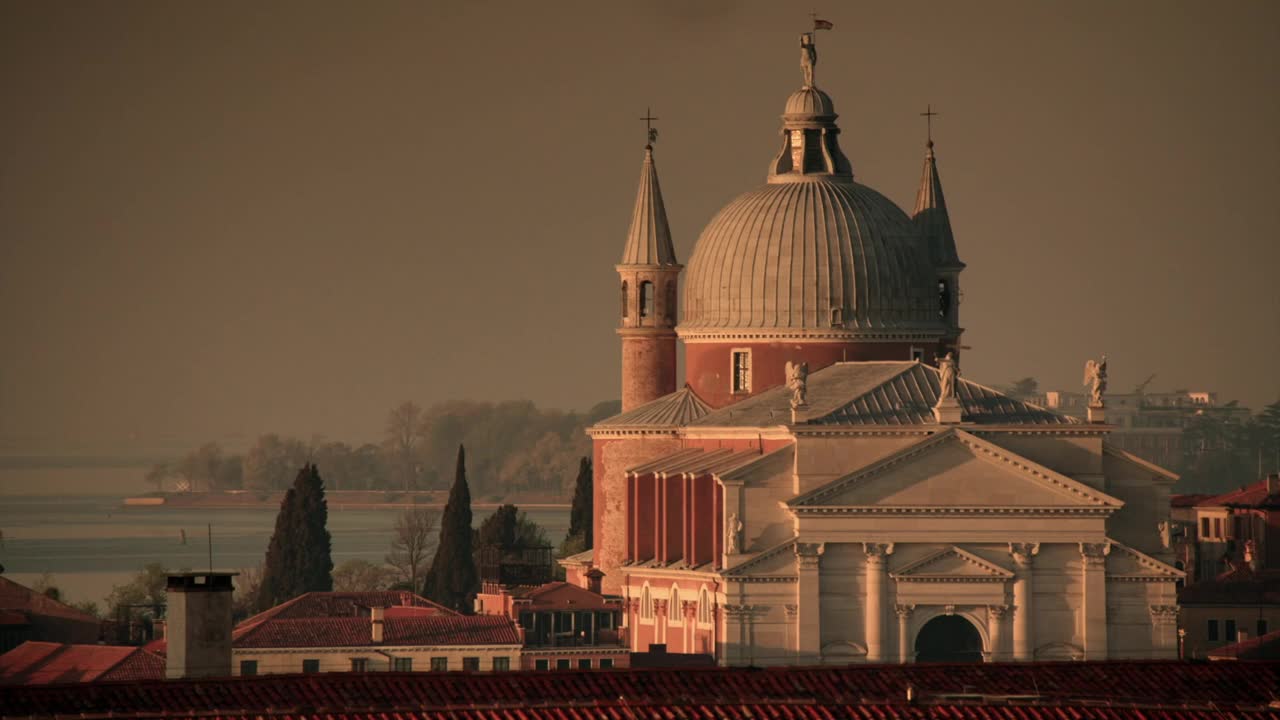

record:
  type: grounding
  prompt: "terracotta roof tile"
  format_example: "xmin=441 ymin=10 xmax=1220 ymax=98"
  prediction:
xmin=235 ymin=614 xmax=521 ymax=649
xmin=0 ymin=641 xmax=164 ymax=685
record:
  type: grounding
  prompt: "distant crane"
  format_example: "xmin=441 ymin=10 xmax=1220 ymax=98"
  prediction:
xmin=1133 ymin=373 xmax=1157 ymax=396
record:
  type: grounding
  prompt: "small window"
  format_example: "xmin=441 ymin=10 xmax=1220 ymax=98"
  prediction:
xmin=1214 ymin=518 xmax=1223 ymax=538
xmin=1226 ymin=619 xmax=1237 ymax=643
xmin=599 ymin=658 xmax=614 ymax=669
xmin=492 ymin=656 xmax=510 ymax=671
xmin=431 ymin=657 xmax=448 ymax=672
xmin=731 ymin=350 xmax=751 ymax=394
xmin=640 ymin=281 xmax=654 ymax=318
xmin=1201 ymin=517 xmax=1211 ymax=539
xmin=1258 ymin=620 xmax=1268 ymax=637
xmin=640 ymin=585 xmax=653 ymax=620
xmin=698 ymin=588 xmax=711 ymax=625
xmin=392 ymin=657 xmax=413 ymax=672
xmin=535 ymin=659 xmax=549 ymax=671
xmin=578 ymin=658 xmax=592 ymax=669
xmin=1208 ymin=619 xmax=1219 ymax=642
xmin=599 ymin=612 xmax=613 ymax=630
xmin=621 ymin=281 xmax=629 ymax=319
xmin=556 ymin=658 xmax=571 ymax=670
xmin=938 ymin=279 xmax=951 ymax=319
xmin=239 ymin=660 xmax=258 ymax=676
xmin=462 ymin=657 xmax=480 ymax=672
xmin=910 ymin=347 xmax=924 ymax=362
xmin=350 ymin=658 xmax=368 ymax=672
xmin=302 ymin=659 xmax=320 ymax=673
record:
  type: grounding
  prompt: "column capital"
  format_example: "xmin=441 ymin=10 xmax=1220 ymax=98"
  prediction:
xmin=1079 ymin=542 xmax=1111 ymax=568
xmin=1148 ymin=604 xmax=1178 ymax=625
xmin=723 ymin=603 xmax=759 ymax=621
xmin=894 ymin=604 xmax=916 ymax=620
xmin=987 ymin=604 xmax=1011 ymax=620
xmin=784 ymin=603 xmax=799 ymax=619
xmin=1009 ymin=542 xmax=1040 ymax=568
xmin=863 ymin=542 xmax=895 ymax=562
xmin=795 ymin=542 xmax=826 ymax=571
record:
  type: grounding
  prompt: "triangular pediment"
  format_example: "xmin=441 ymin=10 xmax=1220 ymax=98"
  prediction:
xmin=891 ymin=546 xmax=1014 ymax=582
xmin=789 ymin=429 xmax=1122 ymax=512
xmin=722 ymin=539 xmax=798 ymax=579
xmin=1105 ymin=540 xmax=1185 ymax=581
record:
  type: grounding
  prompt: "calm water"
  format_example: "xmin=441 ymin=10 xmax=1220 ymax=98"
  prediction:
xmin=0 ymin=468 xmax=568 ymax=605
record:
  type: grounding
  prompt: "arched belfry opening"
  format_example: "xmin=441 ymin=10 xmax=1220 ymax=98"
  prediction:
xmin=914 ymin=614 xmax=984 ymax=663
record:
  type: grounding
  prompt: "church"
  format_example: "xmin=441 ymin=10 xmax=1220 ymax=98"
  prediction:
xmin=565 ymin=31 xmax=1183 ymax=665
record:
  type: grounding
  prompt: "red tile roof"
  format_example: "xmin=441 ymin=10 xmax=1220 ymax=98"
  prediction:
xmin=238 ymin=591 xmax=455 ymax=630
xmin=0 ymin=577 xmax=100 ymax=626
xmin=1171 ymin=493 xmax=1213 ymax=508
xmin=0 ymin=641 xmax=164 ymax=685
xmin=517 ymin=581 xmax=616 ymax=611
xmin=235 ymin=614 xmax=521 ymax=648
xmin=1179 ymin=567 xmax=1280 ymax=605
xmin=1209 ymin=629 xmax=1280 ymax=660
xmin=1196 ymin=478 xmax=1280 ymax=509
xmin=1 ymin=660 xmax=1277 ymax=717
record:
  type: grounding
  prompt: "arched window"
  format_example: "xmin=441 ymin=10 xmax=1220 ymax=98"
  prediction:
xmin=640 ymin=281 xmax=654 ymax=319
xmin=665 ymin=281 xmax=677 ymax=323
xmin=621 ymin=281 xmax=629 ymax=319
xmin=698 ymin=588 xmax=711 ymax=624
xmin=640 ymin=585 xmax=653 ymax=620
xmin=938 ymin=278 xmax=951 ymax=319
xmin=669 ymin=585 xmax=680 ymax=622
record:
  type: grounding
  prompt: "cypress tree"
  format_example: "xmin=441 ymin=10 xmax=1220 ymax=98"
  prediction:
xmin=423 ymin=445 xmax=478 ymax=612
xmin=257 ymin=464 xmax=333 ymax=610
xmin=565 ymin=457 xmax=593 ymax=549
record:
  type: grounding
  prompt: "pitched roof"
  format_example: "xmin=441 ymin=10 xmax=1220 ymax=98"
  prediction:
xmin=515 ymin=582 xmax=616 ymax=611
xmin=3 ymin=660 xmax=1279 ymax=716
xmin=0 ymin=577 xmax=101 ymax=626
xmin=1197 ymin=476 xmax=1280 ymax=509
xmin=691 ymin=362 xmax=1077 ymax=428
xmin=620 ymin=145 xmax=678 ymax=266
xmin=237 ymin=590 xmax=455 ymax=631
xmin=1178 ymin=567 xmax=1280 ymax=605
xmin=913 ymin=141 xmax=963 ymax=269
xmin=1208 ymin=628 xmax=1280 ymax=660
xmin=594 ymin=386 xmax=712 ymax=430
xmin=0 ymin=642 xmax=163 ymax=685
xmin=234 ymin=613 xmax=520 ymax=649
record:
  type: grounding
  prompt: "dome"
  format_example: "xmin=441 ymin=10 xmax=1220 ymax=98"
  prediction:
xmin=785 ymin=87 xmax=835 ymax=117
xmin=679 ymin=180 xmax=941 ymax=336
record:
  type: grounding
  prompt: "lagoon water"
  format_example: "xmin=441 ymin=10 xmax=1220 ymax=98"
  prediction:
xmin=0 ymin=467 xmax=569 ymax=606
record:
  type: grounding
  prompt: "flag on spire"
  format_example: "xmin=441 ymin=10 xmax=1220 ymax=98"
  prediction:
xmin=813 ymin=18 xmax=833 ymax=30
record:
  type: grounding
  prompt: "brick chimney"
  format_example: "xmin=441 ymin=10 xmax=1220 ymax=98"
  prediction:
xmin=1267 ymin=473 xmax=1279 ymax=497
xmin=165 ymin=572 xmax=235 ymax=679
xmin=371 ymin=606 xmax=385 ymax=644
xmin=585 ymin=568 xmax=604 ymax=595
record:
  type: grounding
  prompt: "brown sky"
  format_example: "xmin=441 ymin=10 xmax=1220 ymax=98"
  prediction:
xmin=1 ymin=0 xmax=1277 ymax=454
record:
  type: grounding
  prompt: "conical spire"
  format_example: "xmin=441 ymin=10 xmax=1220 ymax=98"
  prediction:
xmin=620 ymin=144 xmax=677 ymax=266
xmin=913 ymin=141 xmax=963 ymax=269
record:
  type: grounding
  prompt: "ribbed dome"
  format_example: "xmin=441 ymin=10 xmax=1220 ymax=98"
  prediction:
xmin=680 ymin=180 xmax=942 ymax=335
xmin=785 ymin=87 xmax=835 ymax=116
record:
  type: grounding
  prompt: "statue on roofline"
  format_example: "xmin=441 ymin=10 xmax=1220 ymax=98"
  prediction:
xmin=800 ymin=32 xmax=817 ymax=88
xmin=726 ymin=512 xmax=743 ymax=555
xmin=1083 ymin=355 xmax=1108 ymax=407
xmin=785 ymin=361 xmax=809 ymax=409
xmin=936 ymin=352 xmax=959 ymax=401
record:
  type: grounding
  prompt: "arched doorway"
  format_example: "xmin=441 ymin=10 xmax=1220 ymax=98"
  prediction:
xmin=914 ymin=614 xmax=984 ymax=663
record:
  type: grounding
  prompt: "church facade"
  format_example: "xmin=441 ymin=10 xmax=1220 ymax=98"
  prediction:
xmin=569 ymin=32 xmax=1182 ymax=665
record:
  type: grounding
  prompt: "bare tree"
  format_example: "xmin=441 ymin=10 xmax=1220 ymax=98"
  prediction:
xmin=386 ymin=507 xmax=438 ymax=592
xmin=384 ymin=402 xmax=429 ymax=493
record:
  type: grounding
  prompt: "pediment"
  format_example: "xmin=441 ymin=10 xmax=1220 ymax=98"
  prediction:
xmin=891 ymin=546 xmax=1014 ymax=583
xmin=789 ymin=429 xmax=1121 ymax=513
xmin=1105 ymin=540 xmax=1184 ymax=581
xmin=722 ymin=539 xmax=798 ymax=580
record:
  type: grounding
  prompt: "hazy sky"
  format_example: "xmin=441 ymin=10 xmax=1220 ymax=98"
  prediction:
xmin=2 ymin=1 xmax=1277 ymax=454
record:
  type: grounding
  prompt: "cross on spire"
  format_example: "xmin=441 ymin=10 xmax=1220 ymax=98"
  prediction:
xmin=641 ymin=108 xmax=659 ymax=147
xmin=920 ymin=104 xmax=940 ymax=146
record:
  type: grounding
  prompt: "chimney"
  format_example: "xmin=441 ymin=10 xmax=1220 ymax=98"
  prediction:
xmin=165 ymin=572 xmax=235 ymax=680
xmin=1267 ymin=474 xmax=1279 ymax=497
xmin=371 ymin=606 xmax=385 ymax=644
xmin=585 ymin=568 xmax=604 ymax=595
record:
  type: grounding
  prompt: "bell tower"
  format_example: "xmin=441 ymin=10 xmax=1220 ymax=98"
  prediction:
xmin=617 ymin=115 xmax=681 ymax=411
xmin=913 ymin=107 xmax=965 ymax=354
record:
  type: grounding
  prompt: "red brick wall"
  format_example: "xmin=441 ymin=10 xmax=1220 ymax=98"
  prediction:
xmin=685 ymin=340 xmax=947 ymax=408
xmin=620 ymin=334 xmax=678 ymax=412
xmin=593 ymin=436 xmax=684 ymax=594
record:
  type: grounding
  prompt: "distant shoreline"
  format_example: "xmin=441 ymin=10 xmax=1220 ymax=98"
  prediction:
xmin=122 ymin=490 xmax=570 ymax=511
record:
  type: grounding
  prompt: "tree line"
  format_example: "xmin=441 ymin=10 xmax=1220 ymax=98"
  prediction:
xmin=146 ymin=399 xmax=617 ymax=498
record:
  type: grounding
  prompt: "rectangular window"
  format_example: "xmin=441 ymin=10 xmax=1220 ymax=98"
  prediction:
xmin=556 ymin=659 xmax=571 ymax=670
xmin=1258 ymin=620 xmax=1268 ymax=637
xmin=392 ymin=657 xmax=413 ymax=672
xmin=350 ymin=658 xmax=369 ymax=672
xmin=431 ymin=657 xmax=448 ymax=672
xmin=1208 ymin=619 xmax=1219 ymax=642
xmin=731 ymin=350 xmax=751 ymax=393
xmin=1214 ymin=518 xmax=1223 ymax=538
xmin=462 ymin=657 xmax=480 ymax=672
xmin=535 ymin=659 xmax=549 ymax=671
xmin=1201 ymin=517 xmax=1211 ymax=538
xmin=600 ymin=658 xmax=614 ymax=669
xmin=239 ymin=660 xmax=258 ymax=676
xmin=302 ymin=659 xmax=320 ymax=673
xmin=492 ymin=656 xmax=510 ymax=672
xmin=1226 ymin=619 xmax=1237 ymax=642
xmin=910 ymin=347 xmax=924 ymax=362
xmin=578 ymin=658 xmax=592 ymax=670
xmin=599 ymin=612 xmax=613 ymax=630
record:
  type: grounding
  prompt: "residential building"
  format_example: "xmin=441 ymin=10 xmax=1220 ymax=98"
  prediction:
xmin=0 ymin=577 xmax=101 ymax=653
xmin=0 ymin=641 xmax=164 ymax=685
